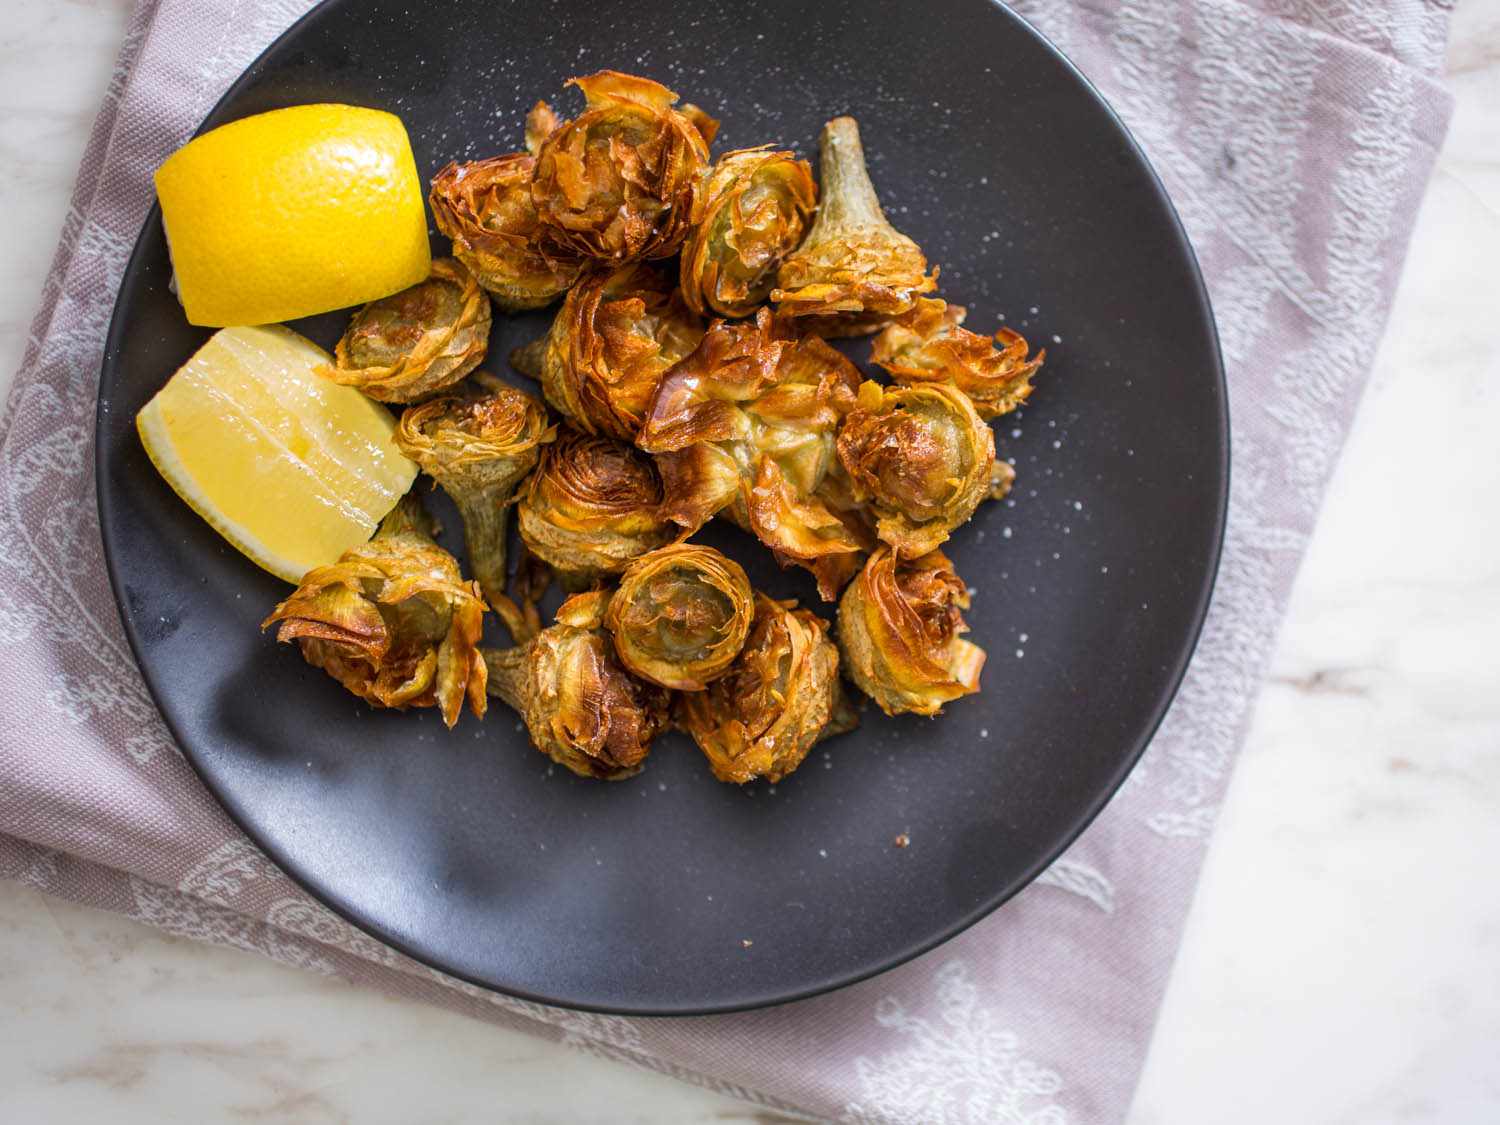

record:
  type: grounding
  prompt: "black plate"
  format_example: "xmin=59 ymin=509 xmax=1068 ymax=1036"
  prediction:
xmin=98 ymin=0 xmax=1226 ymax=1014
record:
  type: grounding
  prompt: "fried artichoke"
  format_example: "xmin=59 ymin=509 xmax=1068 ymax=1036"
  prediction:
xmin=637 ymin=311 xmax=867 ymax=598
xmin=531 ymin=71 xmax=717 ymax=265
xmin=516 ymin=425 xmax=675 ymax=589
xmin=429 ymin=155 xmax=581 ymax=311
xmin=484 ymin=591 xmax=669 ymax=780
xmin=602 ymin=543 xmax=753 ymax=691
xmin=394 ymin=376 xmax=553 ymax=620
xmin=635 ymin=310 xmax=789 ymax=522
xmin=742 ymin=327 xmax=873 ymax=596
xmin=322 ymin=258 xmax=491 ymax=403
xmin=871 ymin=298 xmax=1044 ymax=419
xmin=262 ymin=494 xmax=487 ymax=728
xmin=510 ymin=263 xmax=702 ymax=441
xmin=835 ymin=380 xmax=996 ymax=558
xmin=836 ymin=547 xmax=983 ymax=716
xmin=680 ymin=146 xmax=817 ymax=319
xmin=771 ymin=117 xmax=937 ymax=337
xmin=678 ymin=593 xmax=856 ymax=784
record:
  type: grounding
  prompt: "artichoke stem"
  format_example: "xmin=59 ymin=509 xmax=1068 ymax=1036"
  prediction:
xmin=376 ymin=492 xmax=436 ymax=542
xmin=454 ymin=490 xmax=512 ymax=613
xmin=510 ymin=338 xmax=548 ymax=380
xmin=813 ymin=116 xmax=888 ymax=234
xmin=480 ymin=646 xmax=530 ymax=712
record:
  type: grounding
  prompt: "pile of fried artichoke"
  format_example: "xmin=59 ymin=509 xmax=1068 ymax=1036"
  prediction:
xmin=270 ymin=71 xmax=1045 ymax=785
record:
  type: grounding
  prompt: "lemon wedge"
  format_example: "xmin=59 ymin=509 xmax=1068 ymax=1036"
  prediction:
xmin=137 ymin=325 xmax=418 ymax=583
xmin=154 ymin=104 xmax=431 ymax=327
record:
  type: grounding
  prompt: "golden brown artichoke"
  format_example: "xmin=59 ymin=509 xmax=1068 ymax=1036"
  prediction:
xmin=602 ymin=543 xmax=753 ymax=691
xmin=742 ymin=327 xmax=874 ymax=596
xmin=531 ymin=71 xmax=717 ymax=265
xmin=262 ymin=494 xmax=488 ymax=728
xmin=835 ymin=379 xmax=996 ymax=558
xmin=484 ymin=591 xmax=670 ymax=780
xmin=680 ymin=146 xmax=817 ymax=319
xmin=836 ymin=547 xmax=983 ymax=716
xmin=429 ymin=155 xmax=581 ymax=311
xmin=322 ymin=258 xmax=491 ymax=403
xmin=510 ymin=263 xmax=702 ymax=441
xmin=394 ymin=376 xmax=553 ymax=623
xmin=637 ymin=311 xmax=867 ymax=598
xmin=678 ymin=594 xmax=856 ymax=784
xmin=516 ymin=425 xmax=676 ymax=589
xmin=635 ymin=310 xmax=787 ymax=470
xmin=871 ymin=298 xmax=1044 ymax=419
xmin=771 ymin=117 xmax=937 ymax=337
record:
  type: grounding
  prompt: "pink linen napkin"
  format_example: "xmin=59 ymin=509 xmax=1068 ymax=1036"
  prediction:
xmin=0 ymin=1 xmax=1453 ymax=1121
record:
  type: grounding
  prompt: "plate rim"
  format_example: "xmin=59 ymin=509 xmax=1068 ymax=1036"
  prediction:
xmin=95 ymin=0 xmax=1230 ymax=1016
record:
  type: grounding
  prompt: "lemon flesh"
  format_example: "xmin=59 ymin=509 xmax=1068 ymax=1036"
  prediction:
xmin=154 ymin=104 xmax=431 ymax=327
xmin=137 ymin=325 xmax=418 ymax=583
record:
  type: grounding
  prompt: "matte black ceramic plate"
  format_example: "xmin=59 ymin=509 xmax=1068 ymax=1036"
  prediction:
xmin=98 ymin=0 xmax=1226 ymax=1014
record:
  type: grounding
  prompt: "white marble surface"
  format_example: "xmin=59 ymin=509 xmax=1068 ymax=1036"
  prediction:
xmin=2 ymin=1 xmax=1497 ymax=1121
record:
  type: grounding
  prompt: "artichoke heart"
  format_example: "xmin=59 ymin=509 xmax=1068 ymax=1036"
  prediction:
xmin=638 ymin=310 xmax=867 ymax=599
xmin=321 ymin=258 xmax=490 ymax=403
xmin=680 ymin=146 xmax=817 ymax=319
xmin=429 ymin=154 xmax=581 ymax=311
xmin=395 ymin=375 xmax=553 ymax=627
xmin=837 ymin=547 xmax=983 ymax=717
xmin=679 ymin=593 xmax=856 ymax=784
xmin=602 ymin=543 xmax=753 ymax=691
xmin=836 ymin=379 xmax=996 ymax=559
xmin=510 ymin=262 xmax=703 ymax=441
xmin=517 ymin=425 xmax=675 ymax=589
xmin=484 ymin=590 xmax=670 ymax=780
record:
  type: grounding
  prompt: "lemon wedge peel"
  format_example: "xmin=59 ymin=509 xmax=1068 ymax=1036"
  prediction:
xmin=154 ymin=104 xmax=431 ymax=328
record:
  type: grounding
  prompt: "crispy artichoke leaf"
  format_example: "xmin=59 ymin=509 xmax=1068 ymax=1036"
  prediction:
xmin=524 ymin=100 xmax=562 ymax=155
xmin=871 ymin=298 xmax=1045 ymax=419
xmin=650 ymin=443 xmax=744 ymax=536
xmin=989 ymin=458 xmax=1017 ymax=502
xmin=746 ymin=458 xmax=869 ymax=602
